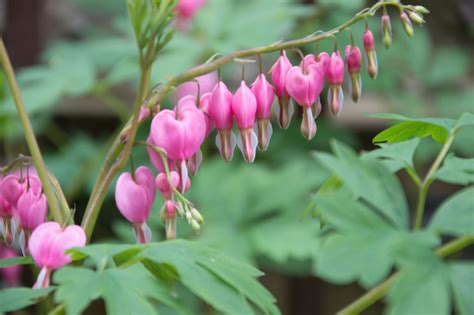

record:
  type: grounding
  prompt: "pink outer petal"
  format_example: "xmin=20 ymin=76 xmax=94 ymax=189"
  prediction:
xmin=327 ymin=51 xmax=345 ymax=85
xmin=176 ymin=0 xmax=207 ymax=20
xmin=134 ymin=166 xmax=156 ymax=206
xmin=299 ymin=54 xmax=316 ymax=71
xmin=345 ymin=45 xmax=362 ymax=73
xmin=363 ymin=29 xmax=375 ymax=51
xmin=285 ymin=66 xmax=319 ymax=107
xmin=232 ymin=81 xmax=257 ymax=129
xmin=156 ymin=171 xmax=180 ymax=199
xmin=115 ymin=173 xmax=152 ymax=223
xmin=208 ymin=81 xmax=234 ymax=129
xmin=16 ymin=191 xmax=47 ymax=230
xmin=199 ymin=92 xmax=216 ymax=137
xmin=29 ymin=222 xmax=86 ymax=270
xmin=146 ymin=136 xmax=174 ymax=173
xmin=271 ymin=51 xmax=292 ymax=97
xmin=251 ymin=74 xmax=274 ymax=120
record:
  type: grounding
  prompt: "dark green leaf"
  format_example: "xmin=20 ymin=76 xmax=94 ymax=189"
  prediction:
xmin=449 ymin=262 xmax=474 ymax=315
xmin=429 ymin=187 xmax=474 ymax=236
xmin=435 ymin=155 xmax=474 ymax=185
xmin=0 ymin=256 xmax=33 ymax=268
xmin=0 ymin=287 xmax=54 ymax=313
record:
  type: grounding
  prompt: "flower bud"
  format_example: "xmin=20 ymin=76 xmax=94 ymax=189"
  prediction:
xmin=191 ymin=219 xmax=200 ymax=232
xmin=363 ymin=29 xmax=378 ymax=79
xmin=414 ymin=6 xmax=429 ymax=14
xmin=164 ymin=200 xmax=177 ymax=240
xmin=381 ymin=14 xmax=392 ymax=49
xmin=29 ymin=222 xmax=86 ymax=289
xmin=115 ymin=166 xmax=156 ymax=244
xmin=409 ymin=11 xmax=425 ymax=24
xmin=327 ymin=51 xmax=345 ymax=116
xmin=400 ymin=11 xmax=414 ymax=37
xmin=345 ymin=45 xmax=363 ymax=103
xmin=209 ymin=81 xmax=236 ymax=161
xmin=232 ymin=81 xmax=258 ymax=163
xmin=251 ymin=74 xmax=274 ymax=151
xmin=271 ymin=51 xmax=294 ymax=129
xmin=155 ymin=171 xmax=180 ymax=200
xmin=190 ymin=207 xmax=204 ymax=224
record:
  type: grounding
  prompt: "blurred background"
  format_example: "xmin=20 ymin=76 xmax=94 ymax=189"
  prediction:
xmin=1 ymin=0 xmax=473 ymax=314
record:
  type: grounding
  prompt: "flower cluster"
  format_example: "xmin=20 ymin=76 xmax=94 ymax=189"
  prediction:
xmin=115 ymin=6 xmax=428 ymax=240
xmin=1 ymin=167 xmax=87 ymax=289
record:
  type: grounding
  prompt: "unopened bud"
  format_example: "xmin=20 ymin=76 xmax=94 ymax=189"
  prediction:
xmin=400 ymin=12 xmax=414 ymax=37
xmin=185 ymin=211 xmax=192 ymax=223
xmin=190 ymin=208 xmax=204 ymax=224
xmin=414 ymin=6 xmax=430 ymax=14
xmin=191 ymin=219 xmax=200 ymax=232
xmin=381 ymin=14 xmax=392 ymax=49
xmin=409 ymin=11 xmax=425 ymax=25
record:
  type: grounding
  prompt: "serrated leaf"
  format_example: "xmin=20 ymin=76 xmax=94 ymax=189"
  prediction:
xmin=0 ymin=287 xmax=54 ymax=313
xmin=387 ymin=255 xmax=450 ymax=315
xmin=315 ymin=141 xmax=409 ymax=228
xmin=429 ymin=187 xmax=474 ymax=236
xmin=434 ymin=155 xmax=474 ymax=185
xmin=54 ymin=264 xmax=177 ymax=315
xmin=449 ymin=262 xmax=474 ymax=315
xmin=0 ymin=256 xmax=33 ymax=268
xmin=365 ymin=138 xmax=420 ymax=172
xmin=138 ymin=240 xmax=280 ymax=315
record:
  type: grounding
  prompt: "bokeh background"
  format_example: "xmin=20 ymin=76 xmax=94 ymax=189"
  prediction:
xmin=1 ymin=0 xmax=473 ymax=314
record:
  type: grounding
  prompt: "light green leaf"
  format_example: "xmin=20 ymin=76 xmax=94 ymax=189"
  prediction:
xmin=435 ymin=155 xmax=474 ymax=185
xmin=455 ymin=112 xmax=474 ymax=130
xmin=138 ymin=240 xmax=280 ymax=315
xmin=54 ymin=264 xmax=177 ymax=315
xmin=429 ymin=187 xmax=474 ymax=236
xmin=68 ymin=243 xmax=142 ymax=268
xmin=374 ymin=121 xmax=449 ymax=144
xmin=0 ymin=287 xmax=55 ymax=313
xmin=315 ymin=141 xmax=409 ymax=228
xmin=449 ymin=262 xmax=474 ymax=315
xmin=365 ymin=138 xmax=420 ymax=172
xmin=387 ymin=256 xmax=450 ymax=315
xmin=0 ymin=256 xmax=33 ymax=268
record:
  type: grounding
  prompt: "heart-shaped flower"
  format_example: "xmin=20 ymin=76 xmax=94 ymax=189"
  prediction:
xmin=251 ymin=73 xmax=274 ymax=151
xmin=271 ymin=50 xmax=294 ymax=129
xmin=345 ymin=45 xmax=363 ymax=103
xmin=29 ymin=221 xmax=86 ymax=288
xmin=363 ymin=29 xmax=378 ymax=79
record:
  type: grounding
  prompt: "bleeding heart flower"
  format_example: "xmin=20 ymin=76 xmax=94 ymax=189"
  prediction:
xmin=345 ymin=45 xmax=363 ymax=103
xmin=327 ymin=51 xmax=345 ymax=116
xmin=208 ymin=81 xmax=236 ymax=162
xmin=29 ymin=222 xmax=86 ymax=289
xmin=363 ymin=29 xmax=378 ymax=79
xmin=1 ymin=174 xmax=42 ymax=207
xmin=176 ymin=0 xmax=207 ymax=21
xmin=232 ymin=80 xmax=258 ymax=163
xmin=251 ymin=74 xmax=274 ymax=151
xmin=271 ymin=51 xmax=294 ymax=129
xmin=175 ymin=72 xmax=218 ymax=101
xmin=155 ymin=171 xmax=181 ymax=200
xmin=115 ymin=166 xmax=156 ymax=244
xmin=381 ymin=14 xmax=392 ymax=49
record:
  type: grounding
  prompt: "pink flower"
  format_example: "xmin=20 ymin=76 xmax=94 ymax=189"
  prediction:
xmin=317 ymin=52 xmax=330 ymax=74
xmin=327 ymin=51 xmax=345 ymax=116
xmin=155 ymin=171 xmax=181 ymax=200
xmin=208 ymin=81 xmax=236 ymax=162
xmin=271 ymin=51 xmax=294 ymax=129
xmin=0 ymin=178 xmax=15 ymax=245
xmin=176 ymin=0 xmax=207 ymax=21
xmin=199 ymin=92 xmax=215 ymax=137
xmin=363 ymin=29 xmax=378 ymax=79
xmin=1 ymin=174 xmax=42 ymax=207
xmin=164 ymin=200 xmax=177 ymax=240
xmin=175 ymin=72 xmax=218 ymax=101
xmin=16 ymin=192 xmax=47 ymax=231
xmin=0 ymin=245 xmax=22 ymax=287
xmin=29 ymin=222 xmax=86 ymax=289
xmin=147 ymin=136 xmax=174 ymax=174
xmin=345 ymin=45 xmax=363 ymax=103
xmin=232 ymin=81 xmax=258 ymax=163
xmin=115 ymin=166 xmax=155 ymax=244
xmin=381 ymin=14 xmax=392 ymax=49
xmin=251 ymin=74 xmax=274 ymax=151
xmin=150 ymin=97 xmax=206 ymax=162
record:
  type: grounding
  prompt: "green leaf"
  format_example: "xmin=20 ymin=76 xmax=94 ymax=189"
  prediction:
xmin=429 ymin=187 xmax=474 ymax=236
xmin=0 ymin=256 xmax=33 ymax=268
xmin=365 ymin=138 xmax=420 ymax=172
xmin=449 ymin=262 xmax=474 ymax=315
xmin=54 ymin=264 xmax=177 ymax=315
xmin=0 ymin=287 xmax=55 ymax=313
xmin=138 ymin=240 xmax=279 ymax=315
xmin=387 ymin=256 xmax=450 ymax=315
xmin=315 ymin=141 xmax=409 ymax=228
xmin=455 ymin=112 xmax=474 ymax=130
xmin=68 ymin=243 xmax=142 ymax=268
xmin=435 ymin=155 xmax=474 ymax=185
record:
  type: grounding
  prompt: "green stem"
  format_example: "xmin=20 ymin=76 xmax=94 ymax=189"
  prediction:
xmin=0 ymin=38 xmax=68 ymax=224
xmin=413 ymin=133 xmax=455 ymax=230
xmin=337 ymin=235 xmax=474 ymax=315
